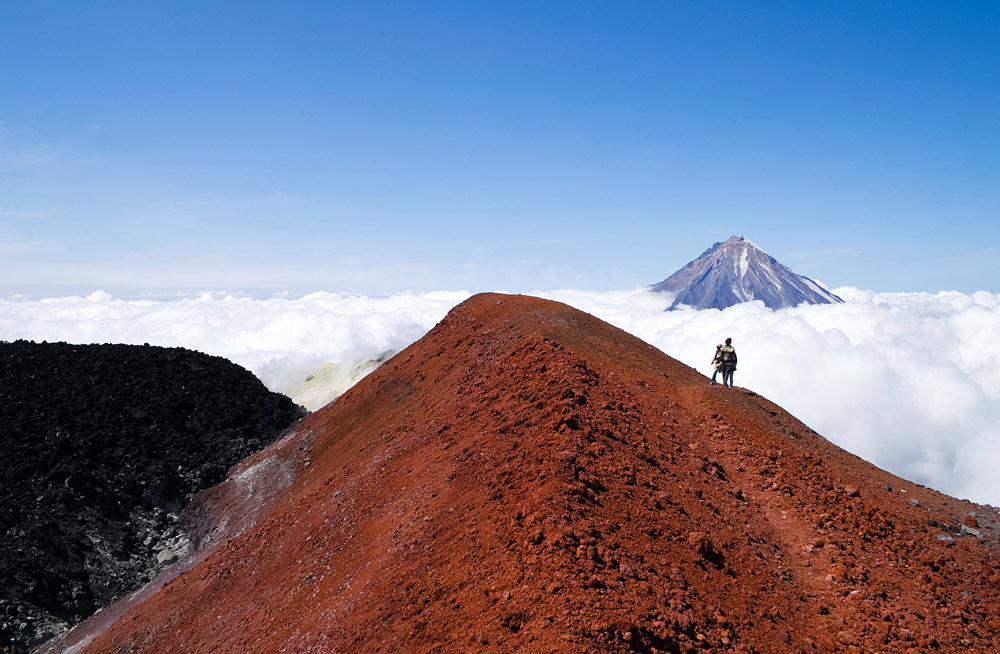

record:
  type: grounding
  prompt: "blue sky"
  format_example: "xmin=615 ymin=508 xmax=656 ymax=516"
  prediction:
xmin=2 ymin=1 xmax=998 ymax=298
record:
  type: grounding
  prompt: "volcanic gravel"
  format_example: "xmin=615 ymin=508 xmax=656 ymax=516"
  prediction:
xmin=59 ymin=294 xmax=1000 ymax=653
xmin=0 ymin=341 xmax=304 ymax=653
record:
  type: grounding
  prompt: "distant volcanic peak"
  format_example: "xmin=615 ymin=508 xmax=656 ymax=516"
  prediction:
xmin=652 ymin=235 xmax=843 ymax=310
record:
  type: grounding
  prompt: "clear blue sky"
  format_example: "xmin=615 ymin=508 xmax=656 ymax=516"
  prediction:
xmin=2 ymin=1 xmax=998 ymax=297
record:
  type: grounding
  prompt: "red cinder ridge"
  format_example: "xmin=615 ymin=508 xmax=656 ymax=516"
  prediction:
xmin=61 ymin=293 xmax=1000 ymax=653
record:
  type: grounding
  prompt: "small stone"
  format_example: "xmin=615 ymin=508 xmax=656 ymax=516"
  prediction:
xmin=960 ymin=524 xmax=982 ymax=538
xmin=687 ymin=531 xmax=715 ymax=559
xmin=934 ymin=534 xmax=955 ymax=545
xmin=837 ymin=630 xmax=856 ymax=646
xmin=964 ymin=515 xmax=979 ymax=528
xmin=156 ymin=550 xmax=179 ymax=565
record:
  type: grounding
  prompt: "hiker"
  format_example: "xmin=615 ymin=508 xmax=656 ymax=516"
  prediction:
xmin=710 ymin=344 xmax=723 ymax=384
xmin=719 ymin=338 xmax=737 ymax=387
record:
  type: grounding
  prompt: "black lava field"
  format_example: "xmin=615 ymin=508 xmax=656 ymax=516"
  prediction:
xmin=0 ymin=341 xmax=305 ymax=653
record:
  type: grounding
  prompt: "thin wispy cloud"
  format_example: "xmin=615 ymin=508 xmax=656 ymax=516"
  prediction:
xmin=0 ymin=240 xmax=49 ymax=256
xmin=0 ymin=210 xmax=49 ymax=221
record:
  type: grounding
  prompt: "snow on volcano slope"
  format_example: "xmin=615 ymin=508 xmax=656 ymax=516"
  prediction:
xmin=652 ymin=236 xmax=843 ymax=310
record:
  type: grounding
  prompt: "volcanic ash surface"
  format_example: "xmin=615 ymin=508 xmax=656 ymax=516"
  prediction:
xmin=68 ymin=293 xmax=1000 ymax=653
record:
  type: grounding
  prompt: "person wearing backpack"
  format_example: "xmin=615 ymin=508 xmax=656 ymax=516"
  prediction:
xmin=710 ymin=344 xmax=724 ymax=384
xmin=719 ymin=338 xmax=737 ymax=387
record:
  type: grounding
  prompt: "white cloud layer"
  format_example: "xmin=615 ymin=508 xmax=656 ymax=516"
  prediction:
xmin=2 ymin=287 xmax=999 ymax=507
xmin=0 ymin=290 xmax=470 ymax=413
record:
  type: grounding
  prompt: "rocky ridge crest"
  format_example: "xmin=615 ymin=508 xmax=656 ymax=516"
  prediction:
xmin=47 ymin=295 xmax=1000 ymax=653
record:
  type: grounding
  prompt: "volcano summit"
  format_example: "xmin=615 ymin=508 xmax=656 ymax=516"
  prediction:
xmin=47 ymin=294 xmax=999 ymax=654
xmin=652 ymin=237 xmax=843 ymax=310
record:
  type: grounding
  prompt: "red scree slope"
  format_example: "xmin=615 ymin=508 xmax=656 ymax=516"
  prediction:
xmin=78 ymin=293 xmax=999 ymax=653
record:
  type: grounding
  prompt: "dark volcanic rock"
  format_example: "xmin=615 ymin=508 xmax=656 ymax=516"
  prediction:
xmin=0 ymin=341 xmax=305 ymax=653
xmin=652 ymin=236 xmax=843 ymax=310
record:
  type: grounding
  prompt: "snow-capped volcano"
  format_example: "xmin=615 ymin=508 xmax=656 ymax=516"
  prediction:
xmin=651 ymin=236 xmax=842 ymax=310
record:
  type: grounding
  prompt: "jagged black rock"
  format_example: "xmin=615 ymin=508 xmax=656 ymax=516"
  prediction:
xmin=0 ymin=341 xmax=305 ymax=653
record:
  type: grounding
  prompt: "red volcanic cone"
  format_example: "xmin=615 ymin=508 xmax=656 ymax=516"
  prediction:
xmin=51 ymin=293 xmax=1000 ymax=654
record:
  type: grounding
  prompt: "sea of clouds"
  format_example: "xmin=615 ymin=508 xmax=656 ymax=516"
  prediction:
xmin=3 ymin=287 xmax=999 ymax=507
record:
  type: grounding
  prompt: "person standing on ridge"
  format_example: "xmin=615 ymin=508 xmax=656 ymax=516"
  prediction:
xmin=710 ymin=344 xmax=723 ymax=384
xmin=719 ymin=338 xmax=737 ymax=387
